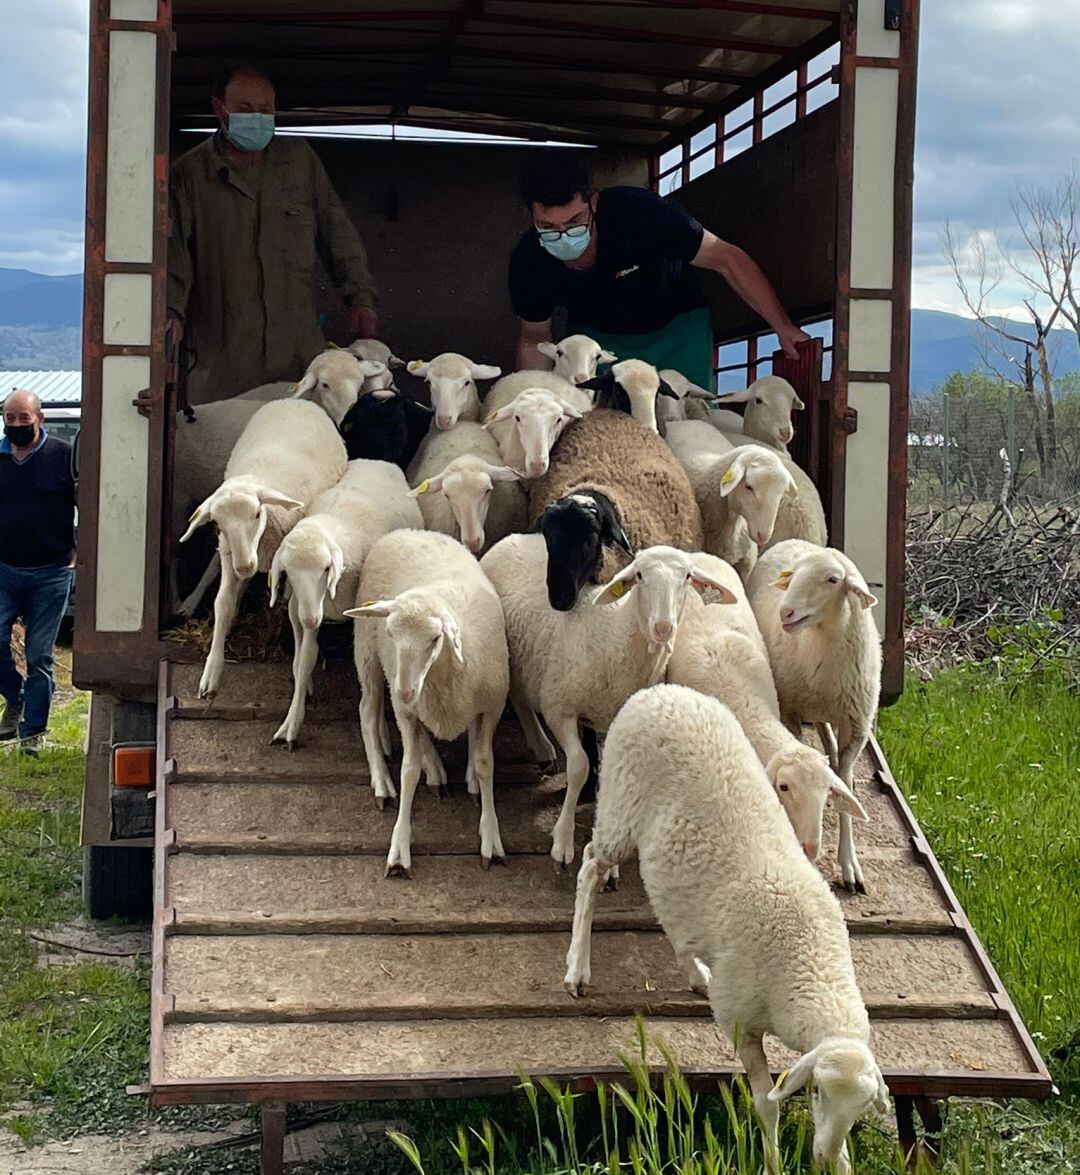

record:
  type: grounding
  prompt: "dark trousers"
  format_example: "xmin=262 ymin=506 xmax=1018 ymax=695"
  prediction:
xmin=0 ymin=561 xmax=74 ymax=737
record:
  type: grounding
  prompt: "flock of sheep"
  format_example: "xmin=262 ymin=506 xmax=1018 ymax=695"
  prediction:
xmin=173 ymin=334 xmax=888 ymax=1173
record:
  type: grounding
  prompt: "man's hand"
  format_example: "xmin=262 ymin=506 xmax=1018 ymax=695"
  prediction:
xmin=347 ymin=305 xmax=379 ymax=340
xmin=777 ymin=324 xmax=811 ymax=360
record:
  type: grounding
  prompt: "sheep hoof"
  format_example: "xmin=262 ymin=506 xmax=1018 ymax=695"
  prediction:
xmin=564 ymin=979 xmax=587 ymax=998
xmin=374 ymin=795 xmax=387 ymax=812
xmin=480 ymin=855 xmax=491 ymax=871
xmin=603 ymin=874 xmax=620 ymax=893
xmin=553 ymin=858 xmax=567 ymax=874
xmin=468 ymin=790 xmax=480 ymax=807
xmin=485 ymin=853 xmax=506 ymax=869
xmin=854 ymin=879 xmax=867 ymax=895
xmin=438 ymin=783 xmax=450 ymax=800
xmin=537 ymin=760 xmax=558 ymax=776
xmin=690 ymin=983 xmax=709 ymax=998
xmin=385 ymin=863 xmax=410 ymax=880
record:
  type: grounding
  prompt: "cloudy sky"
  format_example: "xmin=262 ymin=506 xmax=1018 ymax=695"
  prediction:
xmin=2 ymin=0 xmax=1079 ymax=319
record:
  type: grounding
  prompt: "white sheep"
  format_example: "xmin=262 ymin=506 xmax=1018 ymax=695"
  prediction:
xmin=347 ymin=337 xmax=406 ymax=371
xmin=483 ymin=388 xmax=585 ymax=478
xmin=180 ymin=399 xmax=348 ymax=700
xmin=667 ymin=553 xmax=867 ymax=861
xmin=705 ymin=375 xmax=805 ymax=450
xmin=345 ymin=529 xmax=509 ymax=875
xmin=665 ymin=420 xmax=797 ymax=579
xmin=656 ymin=368 xmax=721 ymax=426
xmin=537 ymin=333 xmax=617 ymax=385
xmin=564 ymin=683 xmax=889 ymax=1175
xmin=405 ymin=352 xmax=501 ymax=431
xmin=479 ymin=536 xmax=734 ymax=866
xmin=406 ymin=422 xmax=525 ymax=554
xmin=236 ymin=350 xmax=388 ymax=423
xmin=266 ymin=459 xmax=422 ymax=749
xmin=747 ymin=539 xmax=882 ymax=893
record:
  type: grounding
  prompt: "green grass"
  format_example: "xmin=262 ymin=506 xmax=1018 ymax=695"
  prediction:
xmin=2 ymin=659 xmax=1078 ymax=1173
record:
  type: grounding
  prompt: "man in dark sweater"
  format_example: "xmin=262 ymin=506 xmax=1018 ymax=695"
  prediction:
xmin=0 ymin=390 xmax=76 ymax=755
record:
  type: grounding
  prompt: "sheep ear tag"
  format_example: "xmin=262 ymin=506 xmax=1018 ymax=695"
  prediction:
xmin=771 ymin=569 xmax=793 ymax=591
xmin=609 ymin=580 xmax=625 ymax=598
xmin=407 ymin=359 xmax=426 ymax=373
xmin=415 ymin=479 xmax=430 ymax=495
xmin=720 ymin=468 xmax=736 ymax=486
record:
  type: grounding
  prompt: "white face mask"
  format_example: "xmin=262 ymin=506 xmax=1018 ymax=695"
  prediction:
xmin=224 ymin=111 xmax=275 ymax=151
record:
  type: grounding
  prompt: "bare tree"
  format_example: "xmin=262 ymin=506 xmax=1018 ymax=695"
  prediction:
xmin=942 ymin=220 xmax=1059 ymax=477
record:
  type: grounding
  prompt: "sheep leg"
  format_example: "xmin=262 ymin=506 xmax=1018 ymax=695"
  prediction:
xmin=356 ymin=632 xmax=396 ymax=807
xmin=816 ymin=721 xmax=840 ymax=771
xmin=546 ymin=713 xmax=590 ymax=869
xmin=273 ymin=597 xmax=317 ymax=750
xmin=738 ymin=1033 xmax=781 ymax=1175
xmin=386 ymin=710 xmax=423 ymax=878
xmin=563 ymin=841 xmax=604 ymax=996
xmin=472 ymin=709 xmax=505 ymax=869
xmin=418 ymin=727 xmax=447 ymax=796
xmin=177 ymin=551 xmax=221 ymax=619
xmin=198 ymin=548 xmax=246 ymax=701
xmin=464 ymin=719 xmax=480 ymax=801
xmin=837 ymin=731 xmax=868 ymax=894
xmin=510 ymin=687 xmax=557 ymax=771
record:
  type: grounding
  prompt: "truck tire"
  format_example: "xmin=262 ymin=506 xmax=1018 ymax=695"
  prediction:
xmin=83 ymin=845 xmax=153 ymax=920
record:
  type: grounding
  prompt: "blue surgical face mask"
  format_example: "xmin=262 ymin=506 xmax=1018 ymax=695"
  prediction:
xmin=538 ymin=224 xmax=592 ymax=262
xmin=224 ymin=111 xmax=274 ymax=152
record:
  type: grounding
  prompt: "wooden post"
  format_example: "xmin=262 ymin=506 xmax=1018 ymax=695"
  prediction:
xmin=895 ymin=1095 xmax=944 ymax=1171
xmin=260 ymin=1101 xmax=288 ymax=1175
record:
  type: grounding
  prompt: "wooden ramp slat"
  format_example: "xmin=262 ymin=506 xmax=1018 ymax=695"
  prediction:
xmin=170 ymin=661 xmax=358 ymax=717
xmin=163 ymin=931 xmax=991 ymax=1022
xmin=159 ymin=1015 xmax=1034 ymax=1087
xmin=166 ymin=850 xmax=953 ymax=933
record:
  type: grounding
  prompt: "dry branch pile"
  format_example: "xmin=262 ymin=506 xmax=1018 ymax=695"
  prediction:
xmin=905 ymin=496 xmax=1080 ymax=675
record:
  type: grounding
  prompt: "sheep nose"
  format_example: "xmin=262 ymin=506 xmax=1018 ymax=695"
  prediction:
xmin=436 ymin=415 xmax=453 ymax=430
xmin=782 ymin=427 xmax=794 ymax=443
xmin=803 ymin=841 xmax=820 ymax=860
xmin=465 ymin=535 xmax=483 ymax=554
xmin=526 ymin=459 xmax=546 ymax=477
xmin=653 ymin=620 xmax=673 ymax=642
xmin=236 ymin=561 xmax=255 ymax=577
xmin=302 ymin=616 xmax=319 ymax=631
xmin=780 ymin=607 xmax=795 ymax=621
xmin=574 ymin=375 xmax=587 ymax=385
xmin=398 ymin=686 xmax=416 ymax=703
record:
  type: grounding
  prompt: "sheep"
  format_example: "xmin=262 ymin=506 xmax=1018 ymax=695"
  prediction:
xmin=267 ymin=459 xmax=423 ymax=749
xmin=656 ymin=368 xmax=721 ymax=426
xmin=180 ymin=399 xmax=348 ymax=700
xmin=235 ymin=350 xmax=388 ymax=424
xmin=666 ymin=552 xmax=867 ymax=861
xmin=405 ymin=352 xmax=501 ymax=431
xmin=406 ymin=422 xmax=526 ymax=555
xmin=485 ymin=369 xmax=594 ymax=417
xmin=582 ymin=359 xmax=680 ymax=436
xmin=529 ymin=409 xmax=702 ymax=609
xmin=665 ymin=419 xmax=797 ymax=579
xmin=479 ymin=537 xmax=735 ymax=866
xmin=706 ymin=375 xmax=805 ymax=451
xmin=747 ymin=539 xmax=882 ymax=894
xmin=564 ymin=683 xmax=889 ymax=1175
xmin=483 ymin=389 xmax=585 ymax=478
xmin=346 ymin=337 xmax=407 ymax=371
xmin=338 ymin=392 xmax=433 ymax=470
xmin=537 ymin=333 xmax=617 ymax=386
xmin=344 ymin=530 xmax=509 ymax=876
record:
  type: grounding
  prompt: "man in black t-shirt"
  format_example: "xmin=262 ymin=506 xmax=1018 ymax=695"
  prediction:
xmin=0 ymin=390 xmax=76 ymax=755
xmin=508 ymin=151 xmax=808 ymax=387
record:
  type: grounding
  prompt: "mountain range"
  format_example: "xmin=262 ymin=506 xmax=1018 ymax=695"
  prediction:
xmin=0 ymin=268 xmax=1077 ymax=391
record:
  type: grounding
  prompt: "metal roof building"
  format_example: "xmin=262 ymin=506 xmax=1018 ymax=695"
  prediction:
xmin=1 ymin=370 xmax=82 ymax=406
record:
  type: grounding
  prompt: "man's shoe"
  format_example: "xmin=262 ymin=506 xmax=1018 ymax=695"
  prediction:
xmin=0 ymin=702 xmax=21 ymax=741
xmin=19 ymin=732 xmax=44 ymax=757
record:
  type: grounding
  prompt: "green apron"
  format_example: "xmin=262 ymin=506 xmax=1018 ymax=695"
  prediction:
xmin=571 ymin=306 xmax=715 ymax=390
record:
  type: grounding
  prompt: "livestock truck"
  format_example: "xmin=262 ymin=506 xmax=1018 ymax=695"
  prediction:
xmin=74 ymin=3 xmax=1051 ymax=1170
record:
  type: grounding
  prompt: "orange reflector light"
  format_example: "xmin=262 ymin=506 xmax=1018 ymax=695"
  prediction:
xmin=114 ymin=746 xmax=155 ymax=788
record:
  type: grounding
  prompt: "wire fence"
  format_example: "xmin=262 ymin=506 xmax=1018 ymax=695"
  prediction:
xmin=908 ymin=387 xmax=1080 ymax=514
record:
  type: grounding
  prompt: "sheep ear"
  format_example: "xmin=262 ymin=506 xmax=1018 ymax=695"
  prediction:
xmin=268 ymin=547 xmax=285 ymax=608
xmin=257 ymin=488 xmax=304 ymax=510
xmin=599 ymin=505 xmax=634 ymax=558
xmin=408 ymin=473 xmax=444 ymax=498
xmin=291 ymin=371 xmax=317 ymax=400
xmin=441 ymin=613 xmax=464 ymax=662
xmin=537 ymin=341 xmax=558 ymax=360
xmin=873 ymin=1069 xmax=891 ymax=1116
xmin=599 ymin=349 xmax=618 ymax=364
xmin=842 ymin=560 xmax=878 ymax=609
xmin=657 ymin=379 xmax=680 ymax=400
xmin=557 ymin=400 xmax=584 ymax=420
xmin=579 ymin=372 xmax=613 ymax=394
xmin=357 ymin=359 xmax=387 ymax=378
xmin=792 ymin=393 xmax=806 ymax=410
xmin=593 ymin=562 xmax=637 ymax=605
xmin=326 ymin=542 xmax=345 ymax=599
xmin=829 ymin=776 xmax=869 ymax=821
xmin=717 ymin=454 xmax=746 ymax=497
xmin=178 ymin=495 xmax=216 ymax=543
xmin=688 ymin=567 xmax=737 ymax=603
xmin=767 ymin=1045 xmax=820 ymax=1103
xmin=344 ymin=598 xmax=395 ymax=618
xmin=406 ymin=359 xmax=430 ymax=377
xmin=487 ymin=465 xmax=522 ymax=483
xmin=771 ymin=568 xmax=794 ymax=592
xmin=685 ymin=383 xmax=719 ymax=401
xmin=469 ymin=363 xmax=502 ymax=381
xmin=388 ymin=353 xmax=407 ymax=370
xmin=483 ymin=403 xmax=516 ymax=426
xmin=714 ymin=387 xmax=753 ymax=405
xmin=785 ymin=473 xmax=799 ymax=499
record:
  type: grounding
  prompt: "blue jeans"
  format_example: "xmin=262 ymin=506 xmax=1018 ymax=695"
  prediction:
xmin=0 ymin=561 xmax=74 ymax=737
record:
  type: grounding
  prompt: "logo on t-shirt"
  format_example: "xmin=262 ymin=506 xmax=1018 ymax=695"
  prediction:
xmin=614 ymin=265 xmax=641 ymax=279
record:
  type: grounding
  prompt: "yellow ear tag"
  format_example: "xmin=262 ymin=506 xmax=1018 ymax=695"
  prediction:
xmin=407 ymin=359 xmax=426 ymax=373
xmin=415 ymin=479 xmax=430 ymax=495
xmin=720 ymin=468 xmax=736 ymax=485
xmin=610 ymin=580 xmax=626 ymax=598
xmin=779 ymin=569 xmax=793 ymax=579
xmin=327 ymin=340 xmax=341 ymax=349
xmin=187 ymin=508 xmax=201 ymax=523
xmin=775 ymin=1068 xmax=790 ymax=1091
xmin=289 ymin=382 xmax=300 ymax=394
xmin=359 ymin=600 xmax=377 ymax=608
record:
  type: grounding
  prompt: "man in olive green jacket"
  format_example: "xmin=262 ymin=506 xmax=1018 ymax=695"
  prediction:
xmin=168 ymin=65 xmax=378 ymax=405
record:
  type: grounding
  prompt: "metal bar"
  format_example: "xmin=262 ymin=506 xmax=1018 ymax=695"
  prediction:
xmin=680 ymin=138 xmax=691 ymax=186
xmin=752 ymin=88 xmax=764 ymax=144
xmin=795 ymin=58 xmax=808 ymax=118
xmin=450 ymin=45 xmax=750 ymax=85
xmin=488 ymin=0 xmax=838 ymax=17
xmin=393 ymin=96 xmax=679 ymax=131
xmin=173 ymin=9 xmax=454 ymax=23
xmin=747 ymin=334 xmax=759 ymax=382
xmin=941 ymin=390 xmax=950 ymax=509
xmin=429 ymin=75 xmax=725 ymax=110
xmin=471 ymin=11 xmax=799 ymax=56
xmin=394 ymin=0 xmax=485 ymax=117
xmin=714 ymin=111 xmax=725 ymax=165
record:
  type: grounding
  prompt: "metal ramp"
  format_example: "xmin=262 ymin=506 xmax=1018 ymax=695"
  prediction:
xmin=149 ymin=658 xmax=1052 ymax=1172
